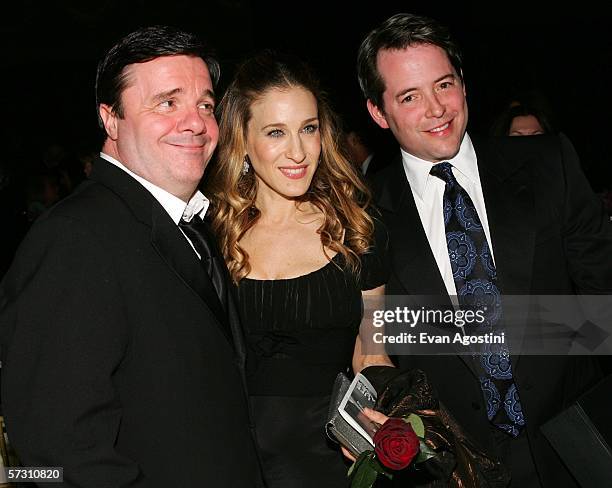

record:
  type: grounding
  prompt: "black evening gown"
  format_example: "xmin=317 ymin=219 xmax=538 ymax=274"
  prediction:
xmin=237 ymin=223 xmax=389 ymax=488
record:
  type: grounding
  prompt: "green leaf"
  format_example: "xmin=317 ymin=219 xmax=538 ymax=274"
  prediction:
xmin=414 ymin=440 xmax=437 ymax=464
xmin=370 ymin=457 xmax=393 ymax=479
xmin=404 ymin=414 xmax=425 ymax=438
xmin=350 ymin=456 xmax=380 ymax=488
xmin=348 ymin=450 xmax=373 ymax=478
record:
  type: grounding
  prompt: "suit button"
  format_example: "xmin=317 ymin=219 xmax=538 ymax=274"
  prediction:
xmin=471 ymin=401 xmax=481 ymax=410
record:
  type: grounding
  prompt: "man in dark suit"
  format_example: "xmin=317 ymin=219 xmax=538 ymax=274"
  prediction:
xmin=356 ymin=13 xmax=612 ymax=487
xmin=0 ymin=26 xmax=263 ymax=486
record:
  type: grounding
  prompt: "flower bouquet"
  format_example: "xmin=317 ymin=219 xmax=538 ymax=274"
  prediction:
xmin=348 ymin=366 xmax=511 ymax=488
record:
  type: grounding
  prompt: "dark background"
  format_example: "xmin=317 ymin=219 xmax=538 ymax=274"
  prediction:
xmin=2 ymin=1 xmax=610 ymax=180
xmin=0 ymin=1 xmax=610 ymax=226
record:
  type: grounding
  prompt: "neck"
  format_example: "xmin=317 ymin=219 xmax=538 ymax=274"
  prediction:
xmin=101 ymin=139 xmax=196 ymax=203
xmin=101 ymin=139 xmax=120 ymax=161
xmin=256 ymin=191 xmax=314 ymax=226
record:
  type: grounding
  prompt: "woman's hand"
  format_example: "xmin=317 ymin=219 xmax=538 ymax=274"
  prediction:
xmin=340 ymin=407 xmax=391 ymax=462
xmin=363 ymin=407 xmax=389 ymax=426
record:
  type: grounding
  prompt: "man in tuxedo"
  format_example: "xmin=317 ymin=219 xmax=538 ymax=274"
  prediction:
xmin=357 ymin=13 xmax=612 ymax=487
xmin=0 ymin=26 xmax=263 ymax=486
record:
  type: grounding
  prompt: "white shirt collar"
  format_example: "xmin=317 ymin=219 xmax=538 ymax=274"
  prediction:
xmin=361 ymin=153 xmax=374 ymax=174
xmin=401 ymin=133 xmax=478 ymax=200
xmin=99 ymin=152 xmax=209 ymax=224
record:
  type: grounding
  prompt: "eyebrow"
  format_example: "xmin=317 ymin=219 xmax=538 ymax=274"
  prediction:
xmin=261 ymin=117 xmax=319 ymax=130
xmin=202 ymin=88 xmax=216 ymax=101
xmin=395 ymin=73 xmax=457 ymax=99
xmin=150 ymin=88 xmax=216 ymax=104
xmin=151 ymin=88 xmax=182 ymax=104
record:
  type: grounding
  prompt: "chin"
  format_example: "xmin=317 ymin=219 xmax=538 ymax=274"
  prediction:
xmin=434 ymin=143 xmax=461 ymax=161
xmin=280 ymin=185 xmax=311 ymax=199
xmin=286 ymin=189 xmax=310 ymax=199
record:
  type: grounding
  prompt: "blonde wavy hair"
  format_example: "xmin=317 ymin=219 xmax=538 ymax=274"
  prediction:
xmin=205 ymin=51 xmax=374 ymax=283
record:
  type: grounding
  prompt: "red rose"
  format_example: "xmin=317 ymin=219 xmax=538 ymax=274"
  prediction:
xmin=373 ymin=418 xmax=420 ymax=470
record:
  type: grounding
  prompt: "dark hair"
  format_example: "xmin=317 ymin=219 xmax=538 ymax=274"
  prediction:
xmin=205 ymin=50 xmax=374 ymax=282
xmin=357 ymin=13 xmax=463 ymax=110
xmin=490 ymin=104 xmax=556 ymax=136
xmin=95 ymin=25 xmax=220 ymax=129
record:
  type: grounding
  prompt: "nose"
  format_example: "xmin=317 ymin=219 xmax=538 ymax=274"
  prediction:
xmin=177 ymin=106 xmax=208 ymax=134
xmin=425 ymin=92 xmax=445 ymax=118
xmin=285 ymin=134 xmax=306 ymax=163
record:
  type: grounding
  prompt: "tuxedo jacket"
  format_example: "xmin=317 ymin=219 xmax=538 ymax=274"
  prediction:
xmin=371 ymin=134 xmax=612 ymax=486
xmin=0 ymin=157 xmax=263 ymax=487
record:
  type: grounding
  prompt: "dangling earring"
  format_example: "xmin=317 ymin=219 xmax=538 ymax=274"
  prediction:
xmin=242 ymin=155 xmax=250 ymax=175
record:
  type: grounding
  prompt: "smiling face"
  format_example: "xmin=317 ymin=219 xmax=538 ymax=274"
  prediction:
xmin=367 ymin=43 xmax=468 ymax=163
xmin=246 ymin=86 xmax=321 ymax=202
xmin=99 ymin=55 xmax=218 ymax=201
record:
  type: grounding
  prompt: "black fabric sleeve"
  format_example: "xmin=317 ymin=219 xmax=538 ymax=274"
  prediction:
xmin=558 ymin=133 xmax=612 ymax=293
xmin=360 ymin=212 xmax=391 ymax=291
xmin=0 ymin=215 xmax=141 ymax=486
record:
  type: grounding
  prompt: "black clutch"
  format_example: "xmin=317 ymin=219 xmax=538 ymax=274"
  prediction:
xmin=325 ymin=372 xmax=375 ymax=457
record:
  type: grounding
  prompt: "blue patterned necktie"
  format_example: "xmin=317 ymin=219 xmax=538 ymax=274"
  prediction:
xmin=430 ymin=162 xmax=525 ymax=437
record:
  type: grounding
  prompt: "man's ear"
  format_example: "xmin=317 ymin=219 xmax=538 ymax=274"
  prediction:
xmin=366 ymin=99 xmax=389 ymax=129
xmin=99 ymin=104 xmax=119 ymax=140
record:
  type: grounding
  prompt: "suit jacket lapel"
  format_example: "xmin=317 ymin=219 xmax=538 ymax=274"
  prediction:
xmin=89 ymin=157 xmax=234 ymax=346
xmin=203 ymin=215 xmax=247 ymax=366
xmin=150 ymin=206 xmax=231 ymax=340
xmin=474 ymin=138 xmax=536 ymax=295
xmin=377 ymin=156 xmax=450 ymax=300
xmin=474 ymin=138 xmax=536 ymax=368
xmin=226 ymin=286 xmax=246 ymax=370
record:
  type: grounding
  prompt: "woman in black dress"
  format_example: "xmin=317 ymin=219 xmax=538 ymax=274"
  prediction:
xmin=206 ymin=51 xmax=393 ymax=487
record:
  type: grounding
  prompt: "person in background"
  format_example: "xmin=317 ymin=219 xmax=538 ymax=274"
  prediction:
xmin=205 ymin=50 xmax=393 ymax=487
xmin=342 ymin=107 xmax=397 ymax=177
xmin=345 ymin=124 xmax=376 ymax=174
xmin=490 ymin=103 xmax=555 ymax=137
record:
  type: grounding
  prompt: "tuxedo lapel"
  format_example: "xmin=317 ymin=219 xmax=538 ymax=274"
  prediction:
xmin=203 ymin=216 xmax=247 ymax=366
xmin=89 ymin=157 xmax=234 ymax=346
xmin=476 ymin=141 xmax=536 ymax=295
xmin=474 ymin=138 xmax=537 ymax=368
xmin=377 ymin=157 xmax=449 ymax=299
xmin=150 ymin=206 xmax=231 ymax=341
xmin=226 ymin=286 xmax=246 ymax=370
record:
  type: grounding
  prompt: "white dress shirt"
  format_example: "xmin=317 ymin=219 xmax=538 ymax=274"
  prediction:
xmin=100 ymin=152 xmax=209 ymax=258
xmin=401 ymin=134 xmax=495 ymax=297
